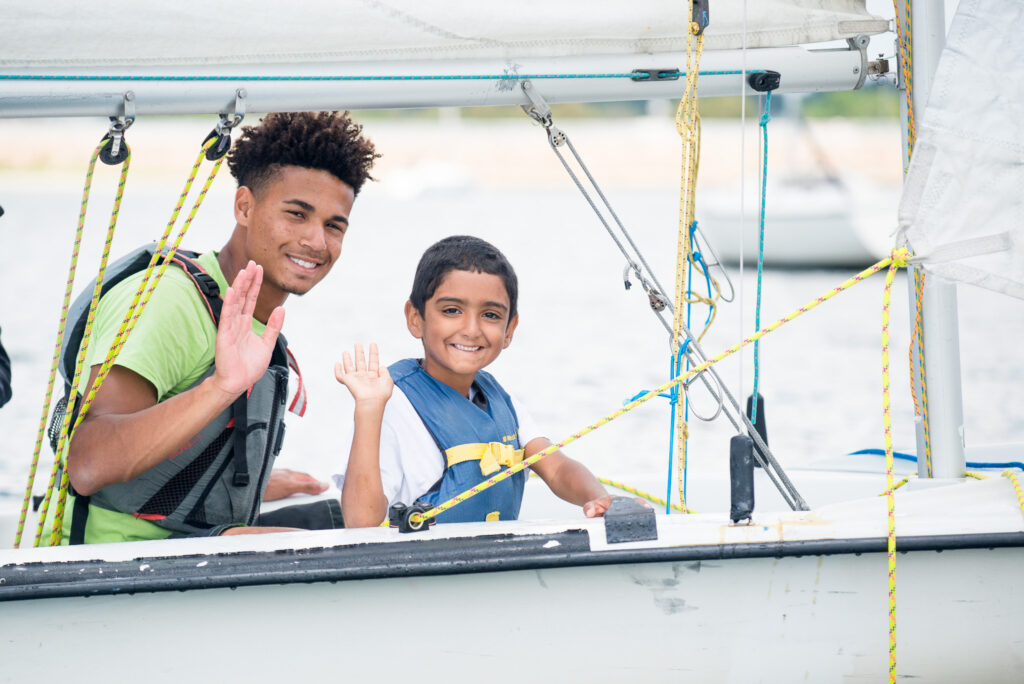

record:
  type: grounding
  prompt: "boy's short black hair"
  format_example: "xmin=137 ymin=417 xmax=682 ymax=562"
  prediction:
xmin=410 ymin=236 xmax=518 ymax=319
xmin=227 ymin=111 xmax=379 ymax=196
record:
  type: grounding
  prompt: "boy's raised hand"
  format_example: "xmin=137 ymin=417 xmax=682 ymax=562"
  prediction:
xmin=334 ymin=342 xmax=394 ymax=407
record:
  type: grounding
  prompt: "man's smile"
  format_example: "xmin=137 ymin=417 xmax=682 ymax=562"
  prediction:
xmin=287 ymin=254 xmax=324 ymax=273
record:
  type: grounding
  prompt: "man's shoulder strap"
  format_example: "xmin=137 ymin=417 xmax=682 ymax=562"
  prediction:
xmin=161 ymin=250 xmax=221 ymax=325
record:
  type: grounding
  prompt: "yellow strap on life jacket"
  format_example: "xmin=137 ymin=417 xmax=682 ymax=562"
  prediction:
xmin=445 ymin=442 xmax=524 ymax=476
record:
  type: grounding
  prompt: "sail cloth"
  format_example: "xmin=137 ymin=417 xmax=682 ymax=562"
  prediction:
xmin=0 ymin=1 xmax=886 ymax=67
xmin=898 ymin=0 xmax=1024 ymax=300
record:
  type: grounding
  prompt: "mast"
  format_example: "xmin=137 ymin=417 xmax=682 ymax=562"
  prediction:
xmin=900 ymin=1 xmax=966 ymax=479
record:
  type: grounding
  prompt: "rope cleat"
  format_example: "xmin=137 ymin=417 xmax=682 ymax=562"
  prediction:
xmin=388 ymin=501 xmax=436 ymax=533
xmin=629 ymin=68 xmax=680 ymax=82
xmin=748 ymin=70 xmax=781 ymax=93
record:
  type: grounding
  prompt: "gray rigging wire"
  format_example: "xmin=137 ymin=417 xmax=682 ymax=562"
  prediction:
xmin=520 ymin=80 xmax=807 ymax=511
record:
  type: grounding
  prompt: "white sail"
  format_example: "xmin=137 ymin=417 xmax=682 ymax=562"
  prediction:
xmin=0 ymin=0 xmax=889 ymax=117
xmin=1 ymin=1 xmax=886 ymax=66
xmin=898 ymin=0 xmax=1024 ymax=300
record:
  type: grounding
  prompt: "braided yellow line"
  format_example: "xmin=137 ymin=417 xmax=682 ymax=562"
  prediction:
xmin=879 ymin=474 xmax=914 ymax=497
xmin=46 ymin=139 xmax=224 ymax=546
xmin=1001 ymin=471 xmax=1024 ymax=518
xmin=909 ymin=270 xmax=932 ymax=476
xmin=881 ymin=250 xmax=911 ymax=684
xmin=676 ymin=421 xmax=689 ymax=512
xmin=16 ymin=140 xmax=129 ymax=548
xmin=964 ymin=471 xmax=988 ymax=481
xmin=892 ymin=0 xmax=916 ymax=163
xmin=889 ymin=5 xmax=914 ymax=675
xmin=411 ymin=250 xmax=910 ymax=525
xmin=670 ymin=12 xmax=707 ymax=514
xmin=598 ymin=477 xmax=693 ymax=514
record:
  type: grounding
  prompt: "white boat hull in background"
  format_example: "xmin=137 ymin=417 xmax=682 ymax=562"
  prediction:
xmin=700 ymin=180 xmax=898 ymax=269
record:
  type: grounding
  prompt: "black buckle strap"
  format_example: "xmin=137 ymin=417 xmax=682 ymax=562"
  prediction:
xmin=231 ymin=395 xmax=250 ymax=487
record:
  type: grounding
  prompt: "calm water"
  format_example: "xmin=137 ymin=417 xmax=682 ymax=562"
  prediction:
xmin=1 ymin=169 xmax=1022 ymax=512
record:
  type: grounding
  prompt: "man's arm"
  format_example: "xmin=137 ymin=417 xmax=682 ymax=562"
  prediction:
xmin=335 ymin=343 xmax=393 ymax=528
xmin=67 ymin=261 xmax=284 ymax=496
xmin=527 ymin=438 xmax=614 ymax=517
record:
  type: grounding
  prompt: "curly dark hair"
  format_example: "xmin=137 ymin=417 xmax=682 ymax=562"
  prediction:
xmin=227 ymin=111 xmax=379 ymax=195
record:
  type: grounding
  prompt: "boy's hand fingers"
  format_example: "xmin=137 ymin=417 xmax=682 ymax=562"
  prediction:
xmin=369 ymin=343 xmax=379 ymax=375
xmin=334 ymin=361 xmax=345 ymax=382
xmin=354 ymin=343 xmax=366 ymax=372
xmin=341 ymin=350 xmax=354 ymax=375
xmin=583 ymin=495 xmax=615 ymax=518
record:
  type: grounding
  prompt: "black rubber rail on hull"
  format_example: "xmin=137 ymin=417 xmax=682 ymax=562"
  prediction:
xmin=2 ymin=530 xmax=1023 ymax=602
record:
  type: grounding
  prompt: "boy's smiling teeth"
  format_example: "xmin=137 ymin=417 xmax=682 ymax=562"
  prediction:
xmin=452 ymin=343 xmax=482 ymax=352
xmin=289 ymin=256 xmax=317 ymax=269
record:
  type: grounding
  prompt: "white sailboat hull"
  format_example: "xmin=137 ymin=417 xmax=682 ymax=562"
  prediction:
xmin=3 ymin=476 xmax=1022 ymax=682
xmin=3 ymin=547 xmax=1021 ymax=682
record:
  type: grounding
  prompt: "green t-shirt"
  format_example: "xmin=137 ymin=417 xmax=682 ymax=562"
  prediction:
xmin=62 ymin=250 xmax=266 ymax=543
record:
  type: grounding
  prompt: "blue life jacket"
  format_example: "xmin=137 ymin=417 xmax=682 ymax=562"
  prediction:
xmin=389 ymin=358 xmax=525 ymax=523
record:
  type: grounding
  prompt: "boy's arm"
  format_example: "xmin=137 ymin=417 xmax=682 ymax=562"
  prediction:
xmin=335 ymin=343 xmax=393 ymax=527
xmin=526 ymin=437 xmax=614 ymax=517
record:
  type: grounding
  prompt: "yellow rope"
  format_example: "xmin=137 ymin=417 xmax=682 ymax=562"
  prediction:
xmin=524 ymin=472 xmax=695 ymax=515
xmin=964 ymin=471 xmax=988 ymax=481
xmin=879 ymin=474 xmax=915 ymax=497
xmin=676 ymin=421 xmax=689 ymax=512
xmin=15 ymin=138 xmax=130 ymax=548
xmin=670 ymin=10 xmax=707 ymax=515
xmin=893 ymin=0 xmax=916 ymax=163
xmin=909 ymin=269 xmax=932 ymax=476
xmin=42 ymin=136 xmax=224 ymax=546
xmin=411 ymin=249 xmax=912 ymax=525
xmin=1001 ymin=471 xmax=1024 ymax=518
xmin=880 ymin=248 xmax=912 ymax=684
xmin=598 ymin=477 xmax=693 ymax=514
xmin=888 ymin=4 xmax=915 ymax=679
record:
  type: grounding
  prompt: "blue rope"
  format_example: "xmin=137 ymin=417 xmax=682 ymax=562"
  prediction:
xmin=665 ymin=221 xmax=716 ymax=513
xmin=0 ymin=69 xmax=760 ymax=82
xmin=750 ymin=90 xmax=772 ymax=423
xmin=625 ymin=333 xmax=702 ymax=516
xmin=849 ymin=448 xmax=1024 ymax=472
xmin=665 ymin=341 xmax=690 ymax=513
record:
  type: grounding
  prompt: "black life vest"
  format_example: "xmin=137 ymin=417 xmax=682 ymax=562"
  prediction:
xmin=52 ymin=245 xmax=294 ymax=542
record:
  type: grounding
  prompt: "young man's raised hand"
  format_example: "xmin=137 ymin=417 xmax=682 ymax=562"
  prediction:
xmin=212 ymin=261 xmax=286 ymax=398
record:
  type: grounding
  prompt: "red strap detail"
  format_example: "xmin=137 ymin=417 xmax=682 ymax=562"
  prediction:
xmin=133 ymin=513 xmax=168 ymax=521
xmin=286 ymin=349 xmax=307 ymax=417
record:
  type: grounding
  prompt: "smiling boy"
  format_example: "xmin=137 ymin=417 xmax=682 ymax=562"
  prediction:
xmin=334 ymin=235 xmax=611 ymax=527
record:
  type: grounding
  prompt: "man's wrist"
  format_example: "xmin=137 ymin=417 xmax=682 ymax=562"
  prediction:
xmin=201 ymin=375 xmax=243 ymax=408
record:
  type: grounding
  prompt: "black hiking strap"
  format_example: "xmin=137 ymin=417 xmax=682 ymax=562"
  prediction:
xmin=69 ymin=492 xmax=90 ymax=545
xmin=167 ymin=251 xmax=223 ymax=324
xmin=231 ymin=394 xmax=250 ymax=487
